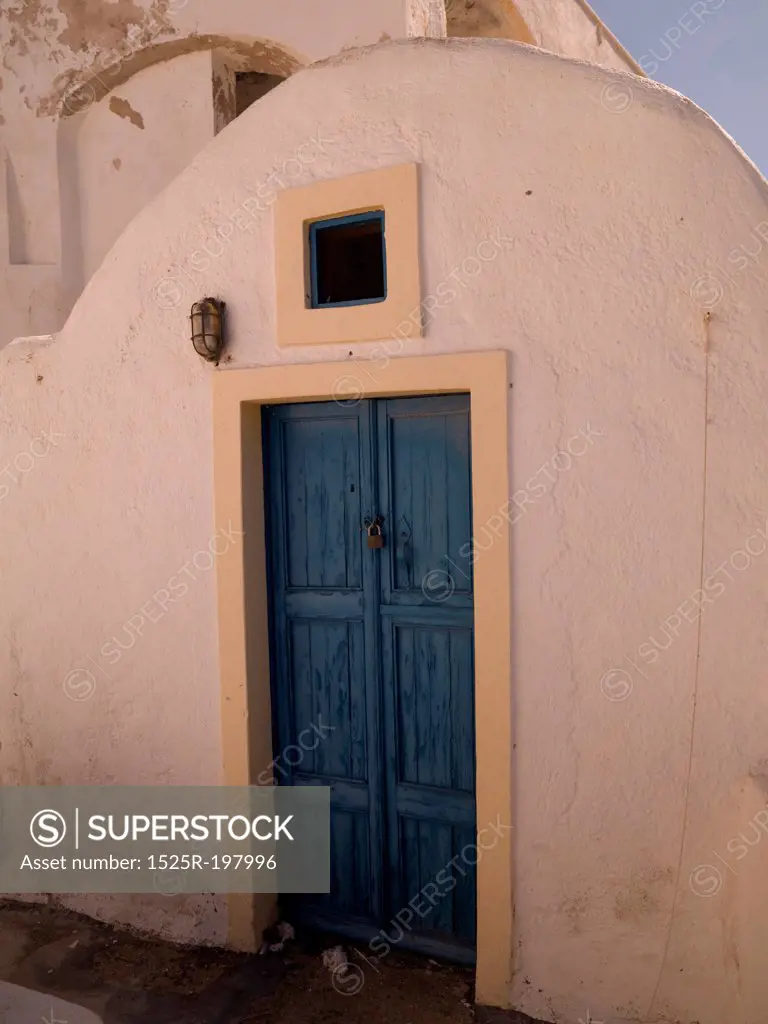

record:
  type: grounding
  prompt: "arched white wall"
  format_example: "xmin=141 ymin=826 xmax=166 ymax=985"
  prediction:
xmin=1 ymin=38 xmax=767 ymax=1024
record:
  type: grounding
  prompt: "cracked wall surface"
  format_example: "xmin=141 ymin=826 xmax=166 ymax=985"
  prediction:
xmin=1 ymin=36 xmax=767 ymax=1024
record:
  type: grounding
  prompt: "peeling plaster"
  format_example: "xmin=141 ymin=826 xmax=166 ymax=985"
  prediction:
xmin=4 ymin=0 xmax=60 ymax=59
xmin=43 ymin=34 xmax=303 ymax=117
xmin=3 ymin=0 xmax=184 ymax=114
xmin=109 ymin=94 xmax=144 ymax=128
xmin=56 ymin=0 xmax=172 ymax=53
xmin=211 ymin=51 xmax=236 ymax=135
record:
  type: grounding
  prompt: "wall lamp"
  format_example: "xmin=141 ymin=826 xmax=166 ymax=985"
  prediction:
xmin=190 ymin=298 xmax=226 ymax=364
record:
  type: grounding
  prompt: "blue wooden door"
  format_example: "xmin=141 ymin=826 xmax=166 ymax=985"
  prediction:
xmin=263 ymin=395 xmax=475 ymax=961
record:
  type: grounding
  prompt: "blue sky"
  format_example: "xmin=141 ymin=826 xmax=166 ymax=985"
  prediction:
xmin=589 ymin=0 xmax=767 ymax=173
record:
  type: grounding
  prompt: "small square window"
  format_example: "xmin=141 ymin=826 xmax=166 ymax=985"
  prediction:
xmin=308 ymin=211 xmax=386 ymax=308
xmin=276 ymin=164 xmax=420 ymax=346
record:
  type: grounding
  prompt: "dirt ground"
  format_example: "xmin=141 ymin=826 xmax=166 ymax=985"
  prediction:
xmin=241 ymin=942 xmax=476 ymax=1024
xmin=0 ymin=900 xmax=512 ymax=1024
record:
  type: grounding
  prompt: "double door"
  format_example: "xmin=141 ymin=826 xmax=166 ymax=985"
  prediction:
xmin=263 ymin=394 xmax=476 ymax=960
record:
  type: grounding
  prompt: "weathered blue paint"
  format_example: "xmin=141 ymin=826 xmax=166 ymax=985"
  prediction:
xmin=263 ymin=395 xmax=475 ymax=961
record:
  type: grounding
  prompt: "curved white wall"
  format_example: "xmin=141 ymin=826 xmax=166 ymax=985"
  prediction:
xmin=1 ymin=38 xmax=767 ymax=1024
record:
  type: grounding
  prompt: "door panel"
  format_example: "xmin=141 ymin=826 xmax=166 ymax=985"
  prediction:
xmin=264 ymin=402 xmax=383 ymax=930
xmin=264 ymin=395 xmax=475 ymax=959
xmin=281 ymin=415 xmax=363 ymax=589
xmin=380 ymin=396 xmax=474 ymax=606
xmin=394 ymin=624 xmax=475 ymax=793
xmin=328 ymin=808 xmax=375 ymax=918
xmin=399 ymin=817 xmax=477 ymax=943
xmin=377 ymin=395 xmax=476 ymax=956
xmin=287 ymin=619 xmax=367 ymax=781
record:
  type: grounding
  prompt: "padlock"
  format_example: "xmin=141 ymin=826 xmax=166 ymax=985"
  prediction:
xmin=367 ymin=521 xmax=384 ymax=549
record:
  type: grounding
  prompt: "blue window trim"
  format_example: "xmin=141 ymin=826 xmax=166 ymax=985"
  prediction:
xmin=308 ymin=210 xmax=387 ymax=309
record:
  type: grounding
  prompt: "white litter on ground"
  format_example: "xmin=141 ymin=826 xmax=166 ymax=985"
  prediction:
xmin=258 ymin=920 xmax=296 ymax=954
xmin=321 ymin=945 xmax=349 ymax=975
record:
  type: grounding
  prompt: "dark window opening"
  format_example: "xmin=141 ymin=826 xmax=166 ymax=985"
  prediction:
xmin=235 ymin=72 xmax=283 ymax=117
xmin=309 ymin=211 xmax=387 ymax=308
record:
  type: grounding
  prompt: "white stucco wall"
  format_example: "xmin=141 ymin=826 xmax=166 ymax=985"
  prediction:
xmin=2 ymin=37 xmax=767 ymax=1024
xmin=74 ymin=50 xmax=215 ymax=286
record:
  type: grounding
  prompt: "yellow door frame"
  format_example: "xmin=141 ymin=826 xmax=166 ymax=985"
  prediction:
xmin=212 ymin=349 xmax=513 ymax=1007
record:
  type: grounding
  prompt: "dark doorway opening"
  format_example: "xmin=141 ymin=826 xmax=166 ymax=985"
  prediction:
xmin=235 ymin=71 xmax=283 ymax=117
xmin=309 ymin=211 xmax=387 ymax=308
